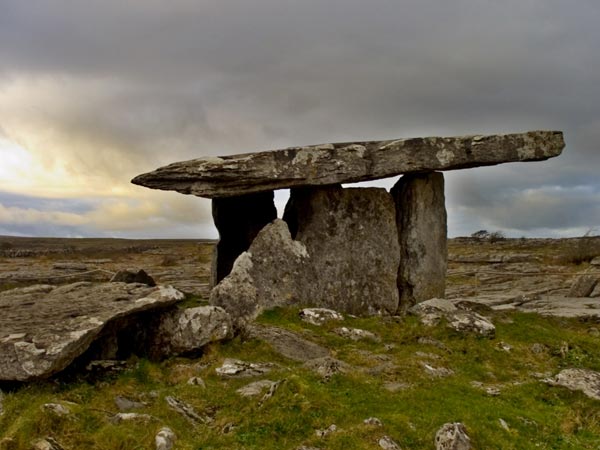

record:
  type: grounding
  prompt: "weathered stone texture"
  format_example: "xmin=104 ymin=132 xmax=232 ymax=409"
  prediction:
xmin=211 ymin=191 xmax=277 ymax=286
xmin=284 ymin=186 xmax=400 ymax=315
xmin=210 ymin=219 xmax=310 ymax=324
xmin=0 ymin=282 xmax=184 ymax=381
xmin=132 ymin=131 xmax=564 ymax=198
xmin=392 ymin=172 xmax=447 ymax=312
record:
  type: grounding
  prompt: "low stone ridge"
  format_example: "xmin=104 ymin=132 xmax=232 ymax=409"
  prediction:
xmin=132 ymin=131 xmax=564 ymax=198
xmin=0 ymin=282 xmax=184 ymax=381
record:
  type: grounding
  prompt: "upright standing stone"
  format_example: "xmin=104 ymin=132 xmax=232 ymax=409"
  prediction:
xmin=284 ymin=186 xmax=400 ymax=315
xmin=211 ymin=191 xmax=277 ymax=286
xmin=392 ymin=172 xmax=447 ymax=312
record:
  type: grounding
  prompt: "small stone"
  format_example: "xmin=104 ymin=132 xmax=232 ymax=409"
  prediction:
xmin=486 ymin=387 xmax=501 ymax=396
xmin=42 ymin=403 xmax=70 ymax=416
xmin=299 ymin=308 xmax=344 ymax=326
xmin=497 ymin=341 xmax=512 ymax=352
xmin=221 ymin=422 xmax=236 ymax=434
xmin=499 ymin=418 xmax=510 ymax=431
xmin=110 ymin=412 xmax=154 ymax=424
xmin=545 ymin=368 xmax=600 ymax=400
xmin=165 ymin=396 xmax=212 ymax=426
xmin=447 ymin=311 xmax=495 ymax=338
xmin=384 ymin=382 xmax=411 ymax=392
xmin=333 ymin=327 xmax=379 ymax=341
xmin=364 ymin=417 xmax=383 ymax=426
xmin=421 ymin=363 xmax=454 ymax=378
xmin=303 ymin=357 xmax=350 ymax=381
xmin=409 ymin=298 xmax=457 ymax=315
xmin=187 ymin=377 xmax=206 ymax=387
xmin=236 ymin=380 xmax=277 ymax=397
xmin=378 ymin=435 xmax=401 ymax=450
xmin=114 ymin=396 xmax=145 ymax=411
xmin=530 ymin=343 xmax=547 ymax=354
xmin=435 ymin=422 xmax=472 ymax=450
xmin=315 ymin=424 xmax=337 ymax=437
xmin=31 ymin=438 xmax=65 ymax=450
xmin=110 ymin=268 xmax=156 ymax=286
xmin=245 ymin=324 xmax=329 ymax=362
xmin=215 ymin=359 xmax=273 ymax=378
xmin=155 ymin=427 xmax=176 ymax=450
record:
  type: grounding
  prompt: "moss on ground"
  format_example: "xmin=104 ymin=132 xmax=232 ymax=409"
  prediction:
xmin=2 ymin=308 xmax=600 ymax=449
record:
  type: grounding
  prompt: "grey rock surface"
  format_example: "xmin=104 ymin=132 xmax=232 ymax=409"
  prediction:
xmin=284 ymin=186 xmax=400 ymax=315
xmin=150 ymin=305 xmax=233 ymax=358
xmin=236 ymin=380 xmax=278 ymax=397
xmin=132 ymin=131 xmax=564 ymax=198
xmin=333 ymin=327 xmax=379 ymax=341
xmin=165 ymin=395 xmax=212 ymax=426
xmin=545 ymin=368 xmax=600 ymax=400
xmin=210 ymin=219 xmax=310 ymax=323
xmin=110 ymin=268 xmax=156 ymax=286
xmin=435 ymin=422 xmax=472 ymax=450
xmin=378 ymin=435 xmax=401 ymax=450
xmin=0 ymin=282 xmax=184 ymax=381
xmin=156 ymin=427 xmax=177 ymax=450
xmin=114 ymin=395 xmax=145 ymax=411
xmin=447 ymin=312 xmax=496 ymax=338
xmin=211 ymin=191 xmax=277 ymax=286
xmin=215 ymin=359 xmax=274 ymax=378
xmin=568 ymin=273 xmax=599 ymax=297
xmin=392 ymin=172 xmax=447 ymax=312
xmin=299 ymin=308 xmax=344 ymax=326
xmin=245 ymin=324 xmax=329 ymax=362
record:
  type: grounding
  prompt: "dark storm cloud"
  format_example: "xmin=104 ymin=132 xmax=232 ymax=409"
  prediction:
xmin=0 ymin=0 xmax=599 ymax=237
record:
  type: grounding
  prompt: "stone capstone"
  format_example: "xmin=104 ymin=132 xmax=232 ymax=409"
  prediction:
xmin=392 ymin=172 xmax=447 ymax=312
xmin=283 ymin=186 xmax=400 ymax=315
xmin=0 ymin=282 xmax=184 ymax=381
xmin=211 ymin=191 xmax=277 ymax=285
xmin=149 ymin=305 xmax=233 ymax=359
xmin=132 ymin=131 xmax=564 ymax=198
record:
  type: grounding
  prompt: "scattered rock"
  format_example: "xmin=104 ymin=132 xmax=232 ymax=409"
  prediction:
xmin=421 ymin=363 xmax=454 ymax=378
xmin=110 ymin=268 xmax=156 ymax=286
xmin=165 ymin=396 xmax=212 ymax=425
xmin=245 ymin=324 xmax=329 ymax=362
xmin=435 ymin=422 xmax=472 ymax=450
xmin=42 ymin=403 xmax=70 ymax=416
xmin=187 ymin=376 xmax=206 ymax=387
xmin=155 ymin=427 xmax=176 ymax=450
xmin=378 ymin=435 xmax=401 ymax=450
xmin=415 ymin=351 xmax=441 ymax=360
xmin=110 ymin=412 xmax=154 ymax=424
xmin=299 ymin=308 xmax=344 ymax=326
xmin=221 ymin=422 xmax=236 ymax=434
xmin=236 ymin=380 xmax=278 ymax=397
xmin=31 ymin=438 xmax=65 ymax=450
xmin=497 ymin=341 xmax=512 ymax=352
xmin=315 ymin=424 xmax=337 ymax=438
xmin=303 ymin=357 xmax=350 ymax=381
xmin=499 ymin=418 xmax=510 ymax=431
xmin=333 ymin=327 xmax=379 ymax=341
xmin=530 ymin=343 xmax=547 ymax=354
xmin=447 ymin=311 xmax=495 ymax=338
xmin=258 ymin=379 xmax=284 ymax=406
xmin=364 ymin=417 xmax=383 ymax=426
xmin=215 ymin=359 xmax=274 ymax=378
xmin=417 ymin=337 xmax=450 ymax=352
xmin=52 ymin=262 xmax=88 ymax=271
xmin=392 ymin=172 xmax=447 ymax=312
xmin=150 ymin=305 xmax=233 ymax=358
xmin=114 ymin=395 xmax=145 ymax=411
xmin=384 ymin=382 xmax=411 ymax=392
xmin=409 ymin=298 xmax=457 ymax=316
xmin=545 ymin=368 xmax=600 ymax=400
xmin=568 ymin=273 xmax=599 ymax=297
xmin=0 ymin=282 xmax=183 ymax=381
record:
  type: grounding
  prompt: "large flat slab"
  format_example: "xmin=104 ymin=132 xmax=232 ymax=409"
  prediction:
xmin=132 ymin=130 xmax=564 ymax=198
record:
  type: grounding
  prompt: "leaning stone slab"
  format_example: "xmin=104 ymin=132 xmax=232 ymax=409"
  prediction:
xmin=132 ymin=131 xmax=564 ymax=198
xmin=0 ymin=282 xmax=184 ymax=381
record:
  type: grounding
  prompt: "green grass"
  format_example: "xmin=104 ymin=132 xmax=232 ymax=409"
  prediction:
xmin=2 ymin=309 xmax=600 ymax=449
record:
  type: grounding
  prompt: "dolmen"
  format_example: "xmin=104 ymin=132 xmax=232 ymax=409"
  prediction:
xmin=133 ymin=130 xmax=565 ymax=324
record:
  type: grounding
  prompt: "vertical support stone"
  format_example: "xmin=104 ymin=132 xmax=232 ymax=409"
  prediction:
xmin=391 ymin=172 xmax=447 ymax=313
xmin=283 ymin=186 xmax=400 ymax=315
xmin=211 ymin=191 xmax=277 ymax=286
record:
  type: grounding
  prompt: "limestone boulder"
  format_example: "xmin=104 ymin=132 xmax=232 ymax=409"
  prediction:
xmin=149 ymin=306 xmax=233 ymax=358
xmin=0 ymin=282 xmax=184 ymax=381
xmin=392 ymin=172 xmax=447 ymax=312
xmin=568 ymin=272 xmax=599 ymax=297
xmin=545 ymin=368 xmax=600 ymax=400
xmin=210 ymin=219 xmax=310 ymax=324
xmin=284 ymin=186 xmax=400 ymax=315
xmin=435 ymin=422 xmax=472 ymax=450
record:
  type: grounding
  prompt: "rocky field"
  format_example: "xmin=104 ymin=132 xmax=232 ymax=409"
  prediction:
xmin=1 ymin=235 xmax=600 ymax=449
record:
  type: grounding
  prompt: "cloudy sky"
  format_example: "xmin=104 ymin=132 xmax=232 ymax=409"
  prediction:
xmin=1 ymin=0 xmax=598 ymax=239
